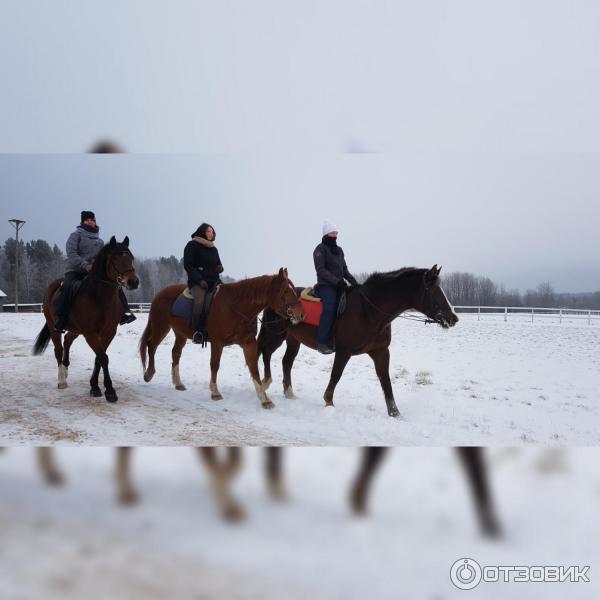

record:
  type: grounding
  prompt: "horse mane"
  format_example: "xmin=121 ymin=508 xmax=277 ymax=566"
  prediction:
xmin=363 ymin=267 xmax=426 ymax=287
xmin=223 ymin=274 xmax=278 ymax=305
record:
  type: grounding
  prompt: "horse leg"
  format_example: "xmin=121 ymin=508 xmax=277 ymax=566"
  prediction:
xmin=90 ymin=355 xmax=102 ymax=397
xmin=37 ymin=447 xmax=65 ymax=485
xmin=171 ymin=332 xmax=188 ymax=391
xmin=50 ymin=331 xmax=67 ymax=389
xmin=282 ymin=337 xmax=301 ymax=399
xmin=257 ymin=321 xmax=286 ymax=391
xmin=198 ymin=448 xmax=245 ymax=521
xmin=242 ymin=341 xmax=273 ymax=409
xmin=456 ymin=447 xmax=501 ymax=537
xmin=116 ymin=447 xmax=139 ymax=505
xmin=350 ymin=447 xmax=388 ymax=514
xmin=323 ymin=351 xmax=351 ymax=408
xmin=142 ymin=320 xmax=170 ymax=383
xmin=265 ymin=447 xmax=286 ymax=500
xmin=98 ymin=352 xmax=117 ymax=402
xmin=209 ymin=343 xmax=224 ymax=400
xmin=58 ymin=331 xmax=79 ymax=389
xmin=368 ymin=348 xmax=400 ymax=418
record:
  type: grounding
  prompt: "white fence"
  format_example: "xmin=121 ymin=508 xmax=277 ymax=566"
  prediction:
xmin=3 ymin=303 xmax=600 ymax=324
xmin=454 ymin=305 xmax=600 ymax=324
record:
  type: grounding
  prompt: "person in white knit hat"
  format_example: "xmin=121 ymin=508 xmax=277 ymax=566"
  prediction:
xmin=313 ymin=221 xmax=358 ymax=354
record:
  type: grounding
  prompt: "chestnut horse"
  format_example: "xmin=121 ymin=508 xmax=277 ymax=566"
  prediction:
xmin=32 ymin=237 xmax=139 ymax=402
xmin=139 ymin=268 xmax=304 ymax=409
xmin=257 ymin=265 xmax=458 ymax=417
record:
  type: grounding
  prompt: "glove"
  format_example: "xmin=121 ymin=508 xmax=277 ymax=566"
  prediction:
xmin=199 ymin=280 xmax=208 ymax=290
xmin=215 ymin=264 xmax=224 ymax=274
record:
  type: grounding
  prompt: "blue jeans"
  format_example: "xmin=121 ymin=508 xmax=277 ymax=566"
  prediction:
xmin=316 ymin=284 xmax=338 ymax=345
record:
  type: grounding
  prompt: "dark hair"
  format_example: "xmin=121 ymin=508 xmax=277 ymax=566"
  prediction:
xmin=191 ymin=222 xmax=216 ymax=240
xmin=88 ymin=140 xmax=124 ymax=154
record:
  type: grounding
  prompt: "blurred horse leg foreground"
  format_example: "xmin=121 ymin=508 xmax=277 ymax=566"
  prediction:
xmin=350 ymin=447 xmax=502 ymax=537
xmin=9 ymin=447 xmax=500 ymax=535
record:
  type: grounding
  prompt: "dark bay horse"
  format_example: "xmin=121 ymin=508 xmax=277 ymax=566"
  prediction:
xmin=350 ymin=447 xmax=501 ymax=537
xmin=257 ymin=265 xmax=458 ymax=417
xmin=33 ymin=237 xmax=139 ymax=402
xmin=139 ymin=268 xmax=304 ymax=409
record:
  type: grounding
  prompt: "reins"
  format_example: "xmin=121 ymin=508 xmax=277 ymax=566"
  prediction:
xmin=357 ymin=286 xmax=436 ymax=325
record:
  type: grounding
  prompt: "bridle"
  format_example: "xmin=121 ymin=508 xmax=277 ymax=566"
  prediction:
xmin=102 ymin=252 xmax=136 ymax=287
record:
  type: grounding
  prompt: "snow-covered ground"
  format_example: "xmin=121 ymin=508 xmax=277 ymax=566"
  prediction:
xmin=1 ymin=313 xmax=599 ymax=445
xmin=1 ymin=447 xmax=598 ymax=599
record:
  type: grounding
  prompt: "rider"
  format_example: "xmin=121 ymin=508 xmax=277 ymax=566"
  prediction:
xmin=183 ymin=223 xmax=224 ymax=345
xmin=313 ymin=221 xmax=359 ymax=354
xmin=54 ymin=211 xmax=137 ymax=333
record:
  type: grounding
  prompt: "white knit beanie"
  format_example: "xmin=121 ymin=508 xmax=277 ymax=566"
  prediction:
xmin=322 ymin=221 xmax=338 ymax=236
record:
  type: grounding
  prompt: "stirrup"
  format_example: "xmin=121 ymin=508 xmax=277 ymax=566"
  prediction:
xmin=192 ymin=330 xmax=205 ymax=345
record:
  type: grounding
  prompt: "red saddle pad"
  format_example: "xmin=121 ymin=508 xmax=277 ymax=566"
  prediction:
xmin=300 ymin=298 xmax=322 ymax=327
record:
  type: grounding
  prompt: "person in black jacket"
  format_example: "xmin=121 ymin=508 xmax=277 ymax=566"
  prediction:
xmin=183 ymin=223 xmax=224 ymax=344
xmin=313 ymin=221 xmax=358 ymax=354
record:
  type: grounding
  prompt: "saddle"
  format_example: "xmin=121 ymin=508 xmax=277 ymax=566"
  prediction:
xmin=299 ymin=286 xmax=347 ymax=327
xmin=171 ymin=285 xmax=220 ymax=321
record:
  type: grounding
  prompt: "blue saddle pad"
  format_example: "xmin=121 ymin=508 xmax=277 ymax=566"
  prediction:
xmin=171 ymin=292 xmax=193 ymax=320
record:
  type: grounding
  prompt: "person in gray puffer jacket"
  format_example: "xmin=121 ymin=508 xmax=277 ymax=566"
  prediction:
xmin=54 ymin=211 xmax=136 ymax=332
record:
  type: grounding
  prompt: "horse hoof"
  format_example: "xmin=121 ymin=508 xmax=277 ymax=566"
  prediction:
xmin=388 ymin=408 xmax=401 ymax=418
xmin=90 ymin=389 xmax=102 ymax=397
xmin=262 ymin=400 xmax=275 ymax=410
xmin=57 ymin=382 xmax=68 ymax=390
xmin=211 ymin=393 xmax=223 ymax=401
xmin=223 ymin=504 xmax=246 ymax=522
xmin=284 ymin=388 xmax=296 ymax=399
xmin=45 ymin=472 xmax=65 ymax=486
xmin=175 ymin=384 xmax=186 ymax=391
xmin=119 ymin=491 xmax=140 ymax=506
xmin=105 ymin=391 xmax=118 ymax=403
xmin=262 ymin=377 xmax=272 ymax=390
xmin=324 ymin=401 xmax=335 ymax=408
xmin=143 ymin=371 xmax=154 ymax=383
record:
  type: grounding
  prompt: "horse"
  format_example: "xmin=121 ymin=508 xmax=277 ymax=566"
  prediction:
xmin=349 ymin=447 xmax=501 ymax=537
xmin=139 ymin=268 xmax=304 ymax=409
xmin=257 ymin=265 xmax=458 ymax=417
xmin=32 ymin=236 xmax=139 ymax=402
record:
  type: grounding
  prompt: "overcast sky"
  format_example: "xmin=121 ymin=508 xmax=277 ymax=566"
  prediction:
xmin=1 ymin=1 xmax=600 ymax=152
xmin=0 ymin=2 xmax=599 ymax=291
xmin=1 ymin=154 xmax=598 ymax=292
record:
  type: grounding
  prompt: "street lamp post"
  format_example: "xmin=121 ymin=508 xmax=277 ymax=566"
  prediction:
xmin=8 ymin=219 xmax=26 ymax=313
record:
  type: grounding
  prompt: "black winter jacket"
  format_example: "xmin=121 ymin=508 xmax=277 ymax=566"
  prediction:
xmin=183 ymin=238 xmax=223 ymax=288
xmin=313 ymin=241 xmax=358 ymax=288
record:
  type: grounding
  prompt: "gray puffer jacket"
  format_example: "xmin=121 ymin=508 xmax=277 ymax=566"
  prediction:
xmin=65 ymin=226 xmax=104 ymax=274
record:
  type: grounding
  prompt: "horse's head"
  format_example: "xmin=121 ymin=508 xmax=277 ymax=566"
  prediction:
xmin=106 ymin=236 xmax=139 ymax=290
xmin=269 ymin=268 xmax=304 ymax=325
xmin=418 ymin=265 xmax=458 ymax=329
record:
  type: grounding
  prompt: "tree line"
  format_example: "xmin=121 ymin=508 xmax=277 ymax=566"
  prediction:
xmin=1 ymin=237 xmax=599 ymax=309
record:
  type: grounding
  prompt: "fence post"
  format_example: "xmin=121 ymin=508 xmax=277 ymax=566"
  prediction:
xmin=504 ymin=306 xmax=507 ymax=322
xmin=478 ymin=306 xmax=480 ymax=321
xmin=589 ymin=310 xmax=592 ymax=325
xmin=559 ymin=308 xmax=562 ymax=324
xmin=531 ymin=308 xmax=534 ymax=323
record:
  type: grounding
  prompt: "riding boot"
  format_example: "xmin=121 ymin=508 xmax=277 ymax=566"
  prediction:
xmin=54 ymin=273 xmax=77 ymax=333
xmin=118 ymin=288 xmax=137 ymax=325
xmin=191 ymin=286 xmax=207 ymax=345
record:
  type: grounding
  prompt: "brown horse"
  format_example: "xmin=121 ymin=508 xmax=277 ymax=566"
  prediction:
xmin=32 ymin=236 xmax=139 ymax=402
xmin=257 ymin=265 xmax=458 ymax=417
xmin=139 ymin=268 xmax=304 ymax=409
xmin=350 ymin=447 xmax=501 ymax=537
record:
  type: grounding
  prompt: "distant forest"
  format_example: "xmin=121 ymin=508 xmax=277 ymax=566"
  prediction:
xmin=1 ymin=236 xmax=599 ymax=309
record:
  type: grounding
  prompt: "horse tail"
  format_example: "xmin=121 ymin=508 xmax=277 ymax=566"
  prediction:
xmin=139 ymin=318 xmax=152 ymax=370
xmin=32 ymin=323 xmax=51 ymax=356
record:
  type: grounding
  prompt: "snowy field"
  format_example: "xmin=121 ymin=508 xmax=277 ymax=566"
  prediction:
xmin=1 ymin=447 xmax=598 ymax=600
xmin=1 ymin=313 xmax=599 ymax=445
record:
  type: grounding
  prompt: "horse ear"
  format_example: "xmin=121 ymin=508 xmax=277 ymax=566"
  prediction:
xmin=436 ymin=265 xmax=442 ymax=275
xmin=123 ymin=236 xmax=129 ymax=248
xmin=109 ymin=236 xmax=116 ymax=247
xmin=283 ymin=267 xmax=288 ymax=279
xmin=424 ymin=265 xmax=439 ymax=287
xmin=278 ymin=267 xmax=287 ymax=280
